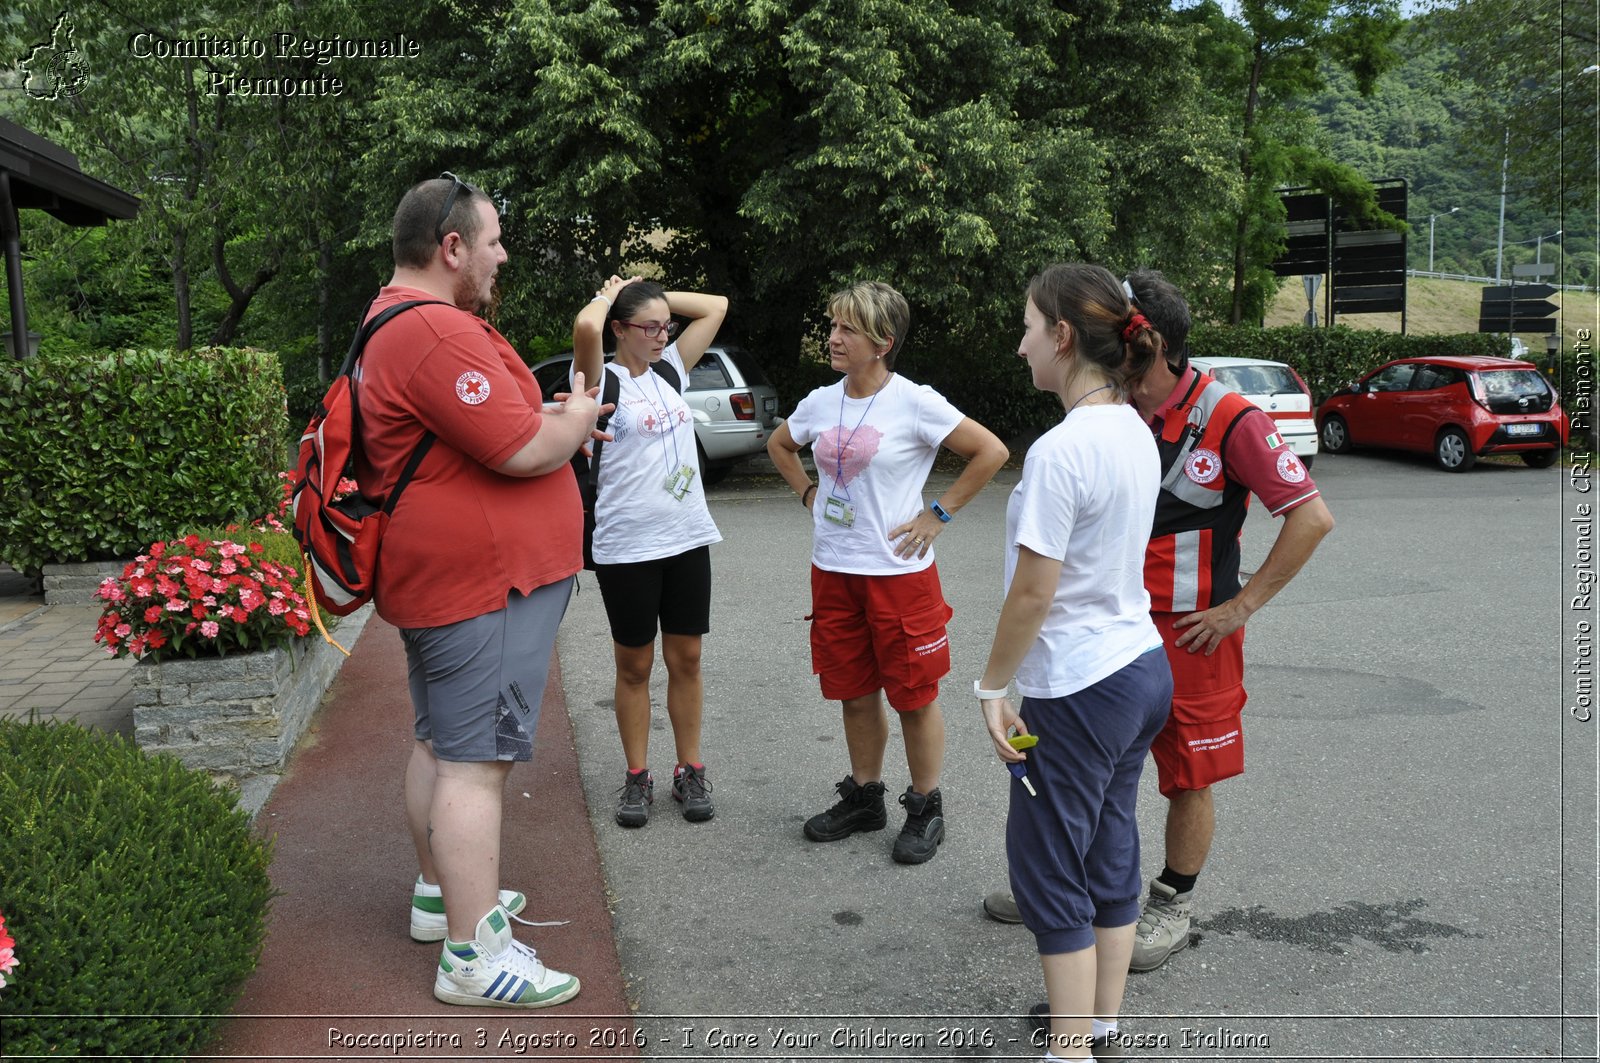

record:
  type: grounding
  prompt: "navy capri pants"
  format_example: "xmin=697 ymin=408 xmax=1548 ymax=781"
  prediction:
xmin=1007 ymin=647 xmax=1173 ymax=954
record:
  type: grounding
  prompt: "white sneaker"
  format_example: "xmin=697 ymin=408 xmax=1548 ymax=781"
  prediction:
xmin=433 ymin=905 xmax=580 ymax=1008
xmin=410 ymin=876 xmax=527 ymax=942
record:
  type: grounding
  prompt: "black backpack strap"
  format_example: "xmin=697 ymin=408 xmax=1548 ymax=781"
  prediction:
xmin=344 ymin=298 xmax=453 ymax=505
xmin=586 ymin=365 xmax=623 ymax=490
xmin=654 ymin=358 xmax=683 ymax=394
xmin=383 ymin=435 xmax=437 ymax=516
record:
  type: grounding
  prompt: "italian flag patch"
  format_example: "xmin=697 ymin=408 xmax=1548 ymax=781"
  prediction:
xmin=1265 ymin=431 xmax=1283 ymax=449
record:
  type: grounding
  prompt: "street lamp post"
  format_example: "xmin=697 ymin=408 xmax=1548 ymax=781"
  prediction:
xmin=1537 ymin=229 xmax=1562 ymax=264
xmin=1428 ymin=207 xmax=1458 ymax=273
xmin=1495 ymin=129 xmax=1508 ymax=282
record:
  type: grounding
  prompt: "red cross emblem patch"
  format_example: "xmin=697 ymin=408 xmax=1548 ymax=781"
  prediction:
xmin=1184 ymin=447 xmax=1222 ymax=485
xmin=455 ymin=370 xmax=490 ymax=405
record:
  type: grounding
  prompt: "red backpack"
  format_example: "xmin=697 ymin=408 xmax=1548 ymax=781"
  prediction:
xmin=291 ymin=299 xmax=446 ymax=628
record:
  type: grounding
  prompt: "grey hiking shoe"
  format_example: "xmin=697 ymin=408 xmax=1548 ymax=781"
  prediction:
xmin=671 ymin=763 xmax=714 ymax=822
xmin=803 ymin=776 xmax=888 ymax=841
xmin=1128 ymin=879 xmax=1192 ymax=971
xmin=983 ymin=890 xmax=1022 ymax=923
xmin=615 ymin=769 xmax=653 ymax=828
xmin=891 ymin=786 xmax=944 ymax=864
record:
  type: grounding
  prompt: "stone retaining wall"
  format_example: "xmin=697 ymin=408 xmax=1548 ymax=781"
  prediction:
xmin=42 ymin=559 xmax=128 ymax=605
xmin=131 ymin=606 xmax=372 ymax=818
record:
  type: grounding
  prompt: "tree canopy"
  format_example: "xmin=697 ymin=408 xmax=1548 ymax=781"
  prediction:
xmin=2 ymin=0 xmax=1565 ymax=428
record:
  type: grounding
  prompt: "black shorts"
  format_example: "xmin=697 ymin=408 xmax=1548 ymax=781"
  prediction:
xmin=593 ymin=545 xmax=712 ymax=647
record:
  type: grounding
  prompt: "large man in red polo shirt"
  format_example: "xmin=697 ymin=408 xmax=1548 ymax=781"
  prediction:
xmin=987 ymin=271 xmax=1334 ymax=987
xmin=355 ymin=174 xmax=603 ymax=1008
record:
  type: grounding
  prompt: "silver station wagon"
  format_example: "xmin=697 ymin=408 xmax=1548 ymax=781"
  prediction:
xmin=532 ymin=344 xmax=781 ymax=484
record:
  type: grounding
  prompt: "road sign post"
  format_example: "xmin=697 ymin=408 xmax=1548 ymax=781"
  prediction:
xmin=1478 ymin=283 xmax=1558 ymax=336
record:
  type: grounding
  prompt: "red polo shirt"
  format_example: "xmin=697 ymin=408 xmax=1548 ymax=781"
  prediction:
xmin=353 ymin=286 xmax=581 ymax=628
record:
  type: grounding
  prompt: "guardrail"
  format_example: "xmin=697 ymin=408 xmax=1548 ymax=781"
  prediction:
xmin=1407 ymin=269 xmax=1594 ymax=292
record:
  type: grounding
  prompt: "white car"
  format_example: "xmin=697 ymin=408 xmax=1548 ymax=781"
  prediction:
xmin=1188 ymin=356 xmax=1320 ymax=467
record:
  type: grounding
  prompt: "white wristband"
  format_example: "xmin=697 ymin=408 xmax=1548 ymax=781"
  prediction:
xmin=590 ymin=294 xmax=611 ymax=307
xmin=974 ymin=680 xmax=1010 ymax=700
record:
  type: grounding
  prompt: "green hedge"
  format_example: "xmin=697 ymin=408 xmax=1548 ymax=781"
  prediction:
xmin=0 ymin=719 xmax=273 ymax=1057
xmin=1188 ymin=324 xmax=1506 ymax=404
xmin=0 ymin=348 xmax=288 ymax=573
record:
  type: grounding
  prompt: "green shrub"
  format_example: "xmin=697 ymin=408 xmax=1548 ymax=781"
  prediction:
xmin=0 ymin=348 xmax=289 ymax=573
xmin=0 ymin=719 xmax=273 ymax=1057
xmin=1189 ymin=324 xmax=1506 ymax=403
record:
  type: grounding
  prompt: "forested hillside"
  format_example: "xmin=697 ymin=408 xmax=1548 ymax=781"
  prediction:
xmin=1306 ymin=15 xmax=1591 ymax=287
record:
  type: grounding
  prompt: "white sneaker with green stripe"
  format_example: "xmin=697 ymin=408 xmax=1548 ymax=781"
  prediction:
xmin=433 ymin=905 xmax=580 ymax=1009
xmin=410 ymin=876 xmax=526 ymax=942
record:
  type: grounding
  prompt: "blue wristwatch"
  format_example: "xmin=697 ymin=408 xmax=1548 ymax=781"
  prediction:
xmin=930 ymin=500 xmax=953 ymax=523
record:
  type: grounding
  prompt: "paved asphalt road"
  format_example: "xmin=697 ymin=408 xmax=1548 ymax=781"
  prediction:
xmin=554 ymin=447 xmax=1597 ymax=1063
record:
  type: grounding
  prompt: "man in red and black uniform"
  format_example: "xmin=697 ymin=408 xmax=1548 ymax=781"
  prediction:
xmin=1120 ymin=268 xmax=1335 ymax=971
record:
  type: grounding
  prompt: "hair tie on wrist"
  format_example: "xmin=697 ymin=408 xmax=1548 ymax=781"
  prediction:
xmin=591 ymin=294 xmax=611 ymax=308
xmin=802 ymin=483 xmax=818 ymax=507
xmin=1122 ymin=311 xmax=1151 ymax=341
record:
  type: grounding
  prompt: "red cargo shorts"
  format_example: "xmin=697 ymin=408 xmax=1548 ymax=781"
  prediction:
xmin=1148 ymin=610 xmax=1247 ymax=797
xmin=809 ymin=563 xmax=952 ymax=712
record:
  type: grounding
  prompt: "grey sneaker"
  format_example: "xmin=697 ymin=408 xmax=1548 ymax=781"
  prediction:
xmin=615 ymin=769 xmax=653 ymax=828
xmin=671 ymin=763 xmax=714 ymax=822
xmin=803 ymin=776 xmax=888 ymax=841
xmin=1128 ymin=879 xmax=1192 ymax=971
xmin=983 ymin=890 xmax=1023 ymax=924
xmin=891 ymin=786 xmax=944 ymax=864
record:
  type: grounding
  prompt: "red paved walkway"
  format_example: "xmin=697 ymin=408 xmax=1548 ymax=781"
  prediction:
xmin=207 ymin=617 xmax=635 ymax=1062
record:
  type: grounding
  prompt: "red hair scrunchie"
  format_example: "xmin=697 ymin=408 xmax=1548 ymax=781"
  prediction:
xmin=1122 ymin=311 xmax=1151 ymax=341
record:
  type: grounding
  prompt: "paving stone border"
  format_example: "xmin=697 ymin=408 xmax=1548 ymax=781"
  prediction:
xmin=131 ymin=606 xmax=372 ymax=818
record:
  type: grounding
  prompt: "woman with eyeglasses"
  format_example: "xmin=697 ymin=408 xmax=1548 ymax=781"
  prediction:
xmin=572 ymin=275 xmax=728 ymax=829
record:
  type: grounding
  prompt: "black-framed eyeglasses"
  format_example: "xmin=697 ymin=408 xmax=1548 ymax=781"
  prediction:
xmin=434 ymin=172 xmax=466 ymax=244
xmin=618 ymin=320 xmax=680 ymax=340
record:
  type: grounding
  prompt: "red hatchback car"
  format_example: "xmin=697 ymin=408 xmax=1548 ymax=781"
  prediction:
xmin=1317 ymin=356 xmax=1568 ymax=472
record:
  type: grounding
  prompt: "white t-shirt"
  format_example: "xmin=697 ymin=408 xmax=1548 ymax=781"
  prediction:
xmin=785 ymin=374 xmax=965 ymax=576
xmin=587 ymin=344 xmax=722 ymax=565
xmin=1005 ymin=403 xmax=1163 ymax=698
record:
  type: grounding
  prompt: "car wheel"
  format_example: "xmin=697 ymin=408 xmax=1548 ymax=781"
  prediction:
xmin=695 ymin=442 xmax=730 ymax=487
xmin=1434 ymin=427 xmax=1476 ymax=472
xmin=1521 ymin=449 xmax=1559 ymax=469
xmin=1300 ymin=454 xmax=1315 ymax=471
xmin=1320 ymin=415 xmax=1351 ymax=454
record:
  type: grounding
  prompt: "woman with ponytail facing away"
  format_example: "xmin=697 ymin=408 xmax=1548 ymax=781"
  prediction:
xmin=975 ymin=264 xmax=1174 ymax=1062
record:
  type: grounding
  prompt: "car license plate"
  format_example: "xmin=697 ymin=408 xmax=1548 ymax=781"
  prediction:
xmin=1506 ymin=423 xmax=1542 ymax=437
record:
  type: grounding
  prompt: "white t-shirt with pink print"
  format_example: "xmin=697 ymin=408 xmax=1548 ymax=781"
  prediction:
xmin=784 ymin=374 xmax=965 ymax=576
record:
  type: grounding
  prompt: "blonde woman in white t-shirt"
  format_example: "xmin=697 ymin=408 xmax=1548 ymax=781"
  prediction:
xmin=573 ymin=276 xmax=727 ymax=829
xmin=975 ymin=263 xmax=1174 ymax=1063
xmin=768 ymin=281 xmax=1008 ymax=865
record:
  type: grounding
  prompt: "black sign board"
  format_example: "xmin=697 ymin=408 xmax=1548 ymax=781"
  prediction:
xmin=1479 ymin=316 xmax=1559 ymax=334
xmin=1483 ymin=284 xmax=1557 ymax=301
xmin=1273 ymin=179 xmax=1409 ymax=327
xmin=1479 ymin=284 xmax=1559 ymax=334
xmin=1330 ymin=181 xmax=1407 ymax=318
xmin=1272 ymin=194 xmax=1333 ymax=277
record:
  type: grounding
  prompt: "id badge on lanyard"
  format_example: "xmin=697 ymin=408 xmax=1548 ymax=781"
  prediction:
xmin=663 ymin=463 xmax=696 ymax=501
xmin=822 ymin=495 xmax=856 ymax=527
